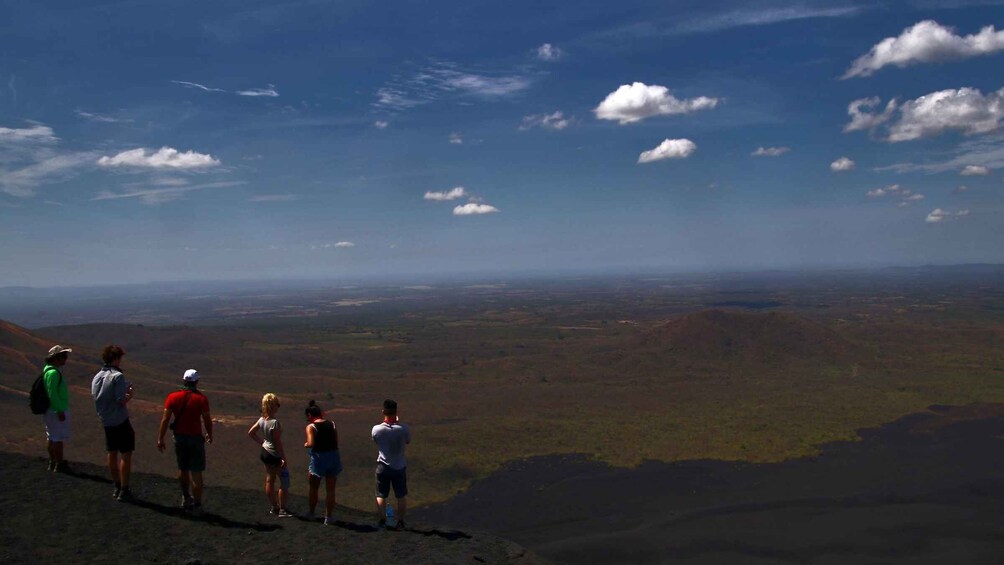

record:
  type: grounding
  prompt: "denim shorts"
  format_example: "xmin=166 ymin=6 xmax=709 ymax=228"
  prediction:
xmin=308 ymin=449 xmax=342 ymax=478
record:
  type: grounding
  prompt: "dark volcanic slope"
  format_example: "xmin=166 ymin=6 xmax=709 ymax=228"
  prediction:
xmin=416 ymin=404 xmax=1004 ymax=564
xmin=0 ymin=452 xmax=544 ymax=565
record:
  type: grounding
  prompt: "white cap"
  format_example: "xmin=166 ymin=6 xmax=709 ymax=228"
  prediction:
xmin=183 ymin=369 xmax=200 ymax=382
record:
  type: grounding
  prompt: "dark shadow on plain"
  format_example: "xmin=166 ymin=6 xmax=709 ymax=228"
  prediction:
xmin=409 ymin=527 xmax=472 ymax=541
xmin=66 ymin=469 xmax=111 ymax=484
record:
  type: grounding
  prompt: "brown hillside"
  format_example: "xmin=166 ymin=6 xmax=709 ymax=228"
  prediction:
xmin=642 ymin=309 xmax=858 ymax=365
xmin=0 ymin=320 xmax=101 ymax=385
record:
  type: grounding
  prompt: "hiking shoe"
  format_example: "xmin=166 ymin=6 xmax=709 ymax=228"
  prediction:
xmin=54 ymin=461 xmax=72 ymax=474
xmin=277 ymin=509 xmax=294 ymax=518
xmin=117 ymin=488 xmax=133 ymax=503
xmin=323 ymin=516 xmax=335 ymax=526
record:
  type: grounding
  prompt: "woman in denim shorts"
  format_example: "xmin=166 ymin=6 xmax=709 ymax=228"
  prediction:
xmin=304 ymin=400 xmax=341 ymax=525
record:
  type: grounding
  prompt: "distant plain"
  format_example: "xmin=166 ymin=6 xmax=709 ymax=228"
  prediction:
xmin=2 ymin=266 xmax=1002 ymax=514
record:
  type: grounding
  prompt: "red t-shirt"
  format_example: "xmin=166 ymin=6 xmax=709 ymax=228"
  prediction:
xmin=164 ymin=389 xmax=210 ymax=436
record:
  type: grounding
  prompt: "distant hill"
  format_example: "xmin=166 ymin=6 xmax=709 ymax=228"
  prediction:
xmin=0 ymin=319 xmax=101 ymax=383
xmin=641 ymin=309 xmax=859 ymax=365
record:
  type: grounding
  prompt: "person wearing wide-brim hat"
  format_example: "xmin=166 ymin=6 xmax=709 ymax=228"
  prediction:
xmin=42 ymin=345 xmax=73 ymax=473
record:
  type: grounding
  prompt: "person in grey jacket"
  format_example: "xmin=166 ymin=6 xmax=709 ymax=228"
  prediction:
xmin=91 ymin=345 xmax=135 ymax=501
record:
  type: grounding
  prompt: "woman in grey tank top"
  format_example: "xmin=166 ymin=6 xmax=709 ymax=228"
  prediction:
xmin=247 ymin=393 xmax=291 ymax=517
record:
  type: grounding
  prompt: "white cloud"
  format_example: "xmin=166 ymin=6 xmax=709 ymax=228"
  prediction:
xmin=926 ymin=207 xmax=971 ymax=223
xmin=97 ymin=147 xmax=220 ymax=169
xmin=867 ymin=184 xmax=926 ymax=207
xmin=844 ymin=20 xmax=1004 ymax=79
xmin=536 ymin=43 xmax=564 ymax=61
xmin=751 ymin=146 xmax=790 ymax=157
xmin=0 ymin=124 xmax=58 ymax=144
xmin=75 ymin=110 xmax=130 ymax=123
xmin=594 ymin=82 xmax=719 ymax=124
xmin=637 ymin=138 xmax=697 ymax=164
xmin=172 ymin=80 xmax=279 ymax=98
xmin=374 ymin=120 xmax=389 ymax=129
xmin=878 ymin=134 xmax=1004 ymax=174
xmin=830 ymin=157 xmax=856 ymax=171
xmin=334 ymin=241 xmax=355 ymax=248
xmin=905 ymin=193 xmax=926 ymax=201
xmin=849 ymin=88 xmax=1004 ymax=142
xmin=843 ymin=97 xmax=898 ymax=133
xmin=92 ymin=180 xmax=244 ymax=205
xmin=960 ymin=164 xmax=991 ymax=176
xmin=0 ymin=152 xmax=96 ymax=197
xmin=236 ymin=85 xmax=279 ymax=97
xmin=453 ymin=202 xmax=500 ymax=215
xmin=953 ymin=185 xmax=969 ymax=193
xmin=424 ymin=186 xmax=467 ymax=201
xmin=374 ymin=62 xmax=532 ymax=111
xmin=249 ymin=194 xmax=299 ymax=202
xmin=520 ymin=111 xmax=572 ymax=130
xmin=449 ymin=132 xmax=463 ymax=145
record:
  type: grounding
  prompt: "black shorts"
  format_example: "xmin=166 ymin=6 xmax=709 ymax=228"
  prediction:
xmin=104 ymin=419 xmax=135 ymax=453
xmin=260 ymin=448 xmax=282 ymax=467
xmin=174 ymin=434 xmax=206 ymax=472
xmin=375 ymin=462 xmax=407 ymax=498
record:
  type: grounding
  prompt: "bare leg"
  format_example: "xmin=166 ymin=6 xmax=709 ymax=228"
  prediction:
xmin=191 ymin=471 xmax=204 ymax=504
xmin=52 ymin=441 xmax=64 ymax=464
xmin=119 ymin=452 xmax=132 ymax=489
xmin=308 ymin=475 xmax=320 ymax=514
xmin=376 ymin=496 xmax=387 ymax=518
xmin=278 ymin=481 xmax=288 ymax=511
xmin=396 ymin=496 xmax=407 ymax=523
xmin=47 ymin=439 xmax=55 ymax=463
xmin=264 ymin=465 xmax=278 ymax=509
xmin=325 ymin=476 xmax=337 ymax=517
xmin=178 ymin=470 xmax=191 ymax=499
xmin=106 ymin=453 xmax=119 ymax=483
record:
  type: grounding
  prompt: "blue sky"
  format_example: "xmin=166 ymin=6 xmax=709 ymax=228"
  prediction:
xmin=1 ymin=0 xmax=1003 ymax=286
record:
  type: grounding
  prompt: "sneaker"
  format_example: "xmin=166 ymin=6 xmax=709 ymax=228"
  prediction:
xmin=277 ymin=509 xmax=294 ymax=518
xmin=323 ymin=516 xmax=335 ymax=526
xmin=117 ymin=488 xmax=133 ymax=503
xmin=180 ymin=495 xmax=194 ymax=511
xmin=54 ymin=461 xmax=72 ymax=474
xmin=269 ymin=506 xmax=279 ymax=516
xmin=47 ymin=460 xmax=55 ymax=472
xmin=113 ymin=485 xmax=122 ymax=499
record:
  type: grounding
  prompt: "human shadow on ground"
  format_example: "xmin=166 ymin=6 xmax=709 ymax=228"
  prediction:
xmin=127 ymin=497 xmax=282 ymax=531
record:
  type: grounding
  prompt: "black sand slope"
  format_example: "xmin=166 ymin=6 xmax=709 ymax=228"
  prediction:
xmin=416 ymin=404 xmax=1004 ymax=564
xmin=0 ymin=452 xmax=544 ymax=565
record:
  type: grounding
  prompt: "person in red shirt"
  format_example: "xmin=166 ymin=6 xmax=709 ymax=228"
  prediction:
xmin=157 ymin=369 xmax=213 ymax=515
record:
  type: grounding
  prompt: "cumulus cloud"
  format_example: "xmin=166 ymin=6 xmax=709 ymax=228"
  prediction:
xmin=424 ymin=187 xmax=467 ymax=201
xmin=830 ymin=157 xmax=856 ymax=171
xmin=449 ymin=132 xmax=463 ymax=145
xmin=960 ymin=164 xmax=990 ymax=176
xmin=847 ymin=88 xmax=1004 ymax=142
xmin=374 ymin=120 xmax=389 ymax=129
xmin=867 ymin=184 xmax=925 ymax=207
xmin=594 ymin=82 xmax=719 ymax=125
xmin=453 ymin=202 xmax=500 ymax=215
xmin=844 ymin=20 xmax=1004 ymax=79
xmin=334 ymin=241 xmax=355 ymax=248
xmin=637 ymin=138 xmax=697 ymax=164
xmin=97 ymin=147 xmax=220 ymax=169
xmin=925 ymin=207 xmax=971 ymax=223
xmin=751 ymin=146 xmax=790 ymax=157
xmin=843 ymin=97 xmax=898 ymax=133
xmin=519 ymin=111 xmax=572 ymax=130
xmin=536 ymin=43 xmax=564 ymax=61
xmin=0 ymin=124 xmax=58 ymax=144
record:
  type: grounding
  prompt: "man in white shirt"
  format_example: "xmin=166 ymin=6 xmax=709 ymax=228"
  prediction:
xmin=372 ymin=399 xmax=411 ymax=530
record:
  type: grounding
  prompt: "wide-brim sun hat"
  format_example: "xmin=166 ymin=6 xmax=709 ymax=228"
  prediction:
xmin=46 ymin=345 xmax=72 ymax=359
